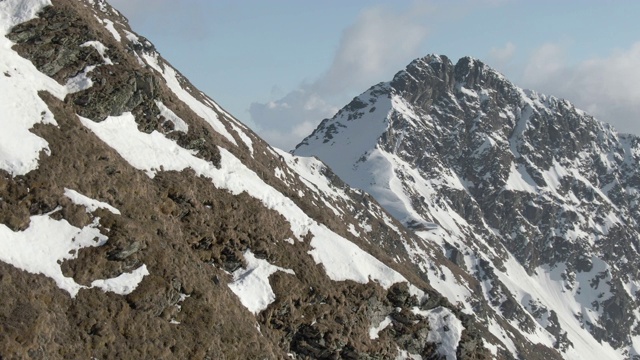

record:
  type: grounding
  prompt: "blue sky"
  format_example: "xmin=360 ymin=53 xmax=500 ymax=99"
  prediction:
xmin=111 ymin=0 xmax=640 ymax=150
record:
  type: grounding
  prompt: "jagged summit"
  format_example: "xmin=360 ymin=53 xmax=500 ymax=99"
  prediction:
xmin=390 ymin=54 xmax=507 ymax=99
xmin=296 ymin=53 xmax=640 ymax=359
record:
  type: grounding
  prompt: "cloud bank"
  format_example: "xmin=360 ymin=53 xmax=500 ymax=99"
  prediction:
xmin=249 ymin=4 xmax=432 ymax=151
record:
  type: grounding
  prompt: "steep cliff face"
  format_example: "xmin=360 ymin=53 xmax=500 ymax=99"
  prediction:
xmin=296 ymin=54 xmax=640 ymax=359
xmin=0 ymin=1 xmax=511 ymax=359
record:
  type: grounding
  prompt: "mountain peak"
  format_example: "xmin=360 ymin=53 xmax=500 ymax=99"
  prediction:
xmin=391 ymin=54 xmax=453 ymax=89
xmin=389 ymin=54 xmax=512 ymax=114
xmin=392 ymin=54 xmax=496 ymax=83
xmin=295 ymin=52 xmax=640 ymax=359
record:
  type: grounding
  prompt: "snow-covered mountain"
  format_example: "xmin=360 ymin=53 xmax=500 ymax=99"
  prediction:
xmin=4 ymin=1 xmax=638 ymax=359
xmin=295 ymin=54 xmax=640 ymax=359
xmin=0 ymin=1 xmax=508 ymax=359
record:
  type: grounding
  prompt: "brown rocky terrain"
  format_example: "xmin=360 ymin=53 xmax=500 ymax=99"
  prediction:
xmin=0 ymin=1 xmax=510 ymax=359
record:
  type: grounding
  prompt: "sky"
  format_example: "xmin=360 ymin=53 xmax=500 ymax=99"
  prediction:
xmin=110 ymin=0 xmax=640 ymax=150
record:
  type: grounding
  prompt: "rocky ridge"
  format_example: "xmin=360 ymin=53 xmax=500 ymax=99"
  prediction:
xmin=0 ymin=1 xmax=512 ymax=359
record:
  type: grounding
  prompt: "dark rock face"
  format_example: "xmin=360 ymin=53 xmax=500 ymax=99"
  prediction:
xmin=8 ymin=3 xmax=158 ymax=126
xmin=295 ymin=54 xmax=640 ymax=358
xmin=8 ymin=5 xmax=105 ymax=80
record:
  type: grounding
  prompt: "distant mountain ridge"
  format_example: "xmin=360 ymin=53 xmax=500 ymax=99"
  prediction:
xmin=295 ymin=54 xmax=640 ymax=359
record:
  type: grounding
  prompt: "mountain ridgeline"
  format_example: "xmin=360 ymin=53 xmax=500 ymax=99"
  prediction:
xmin=0 ymin=0 xmax=638 ymax=359
xmin=295 ymin=54 xmax=640 ymax=359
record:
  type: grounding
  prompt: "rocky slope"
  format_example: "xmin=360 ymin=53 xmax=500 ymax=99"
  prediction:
xmin=295 ymin=55 xmax=640 ymax=359
xmin=0 ymin=1 xmax=515 ymax=359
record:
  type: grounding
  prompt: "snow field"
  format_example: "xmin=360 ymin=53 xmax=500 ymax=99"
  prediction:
xmin=493 ymin=255 xmax=622 ymax=360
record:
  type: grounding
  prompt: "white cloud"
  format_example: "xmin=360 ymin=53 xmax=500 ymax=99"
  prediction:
xmin=315 ymin=5 xmax=430 ymax=94
xmin=521 ymin=42 xmax=566 ymax=85
xmin=249 ymin=3 xmax=432 ymax=150
xmin=489 ymin=41 xmax=516 ymax=63
xmin=520 ymin=42 xmax=640 ymax=135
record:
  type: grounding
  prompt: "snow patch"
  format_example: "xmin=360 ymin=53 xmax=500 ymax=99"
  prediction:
xmin=90 ymin=265 xmax=149 ymax=295
xmin=484 ymin=339 xmax=499 ymax=356
xmin=0 ymin=0 xmax=69 ymax=175
xmin=308 ymin=229 xmax=406 ymax=289
xmin=504 ymin=163 xmax=537 ymax=193
xmin=0 ymin=3 xmax=123 ymax=176
xmin=457 ymin=84 xmax=478 ymax=98
xmin=123 ymin=29 xmax=139 ymax=44
xmin=0 ymin=214 xmax=146 ymax=297
xmin=229 ymin=122 xmax=254 ymax=155
xmin=348 ymin=223 xmax=360 ymax=237
xmin=227 ymin=250 xmax=294 ymax=314
xmin=81 ymin=41 xmax=112 ymax=65
xmin=64 ymin=65 xmax=96 ymax=93
xmin=369 ymin=316 xmax=393 ymax=340
xmin=411 ymin=306 xmax=463 ymax=360
xmin=395 ymin=349 xmax=423 ymax=359
xmin=101 ymin=18 xmax=120 ymax=41
xmin=64 ymin=41 xmax=113 ymax=94
xmin=155 ymin=100 xmax=189 ymax=133
xmin=141 ymin=52 xmax=163 ymax=73
xmin=64 ymin=188 xmax=120 ymax=214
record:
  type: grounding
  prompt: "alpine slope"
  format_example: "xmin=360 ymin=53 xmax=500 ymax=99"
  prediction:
xmin=0 ymin=1 xmax=512 ymax=359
